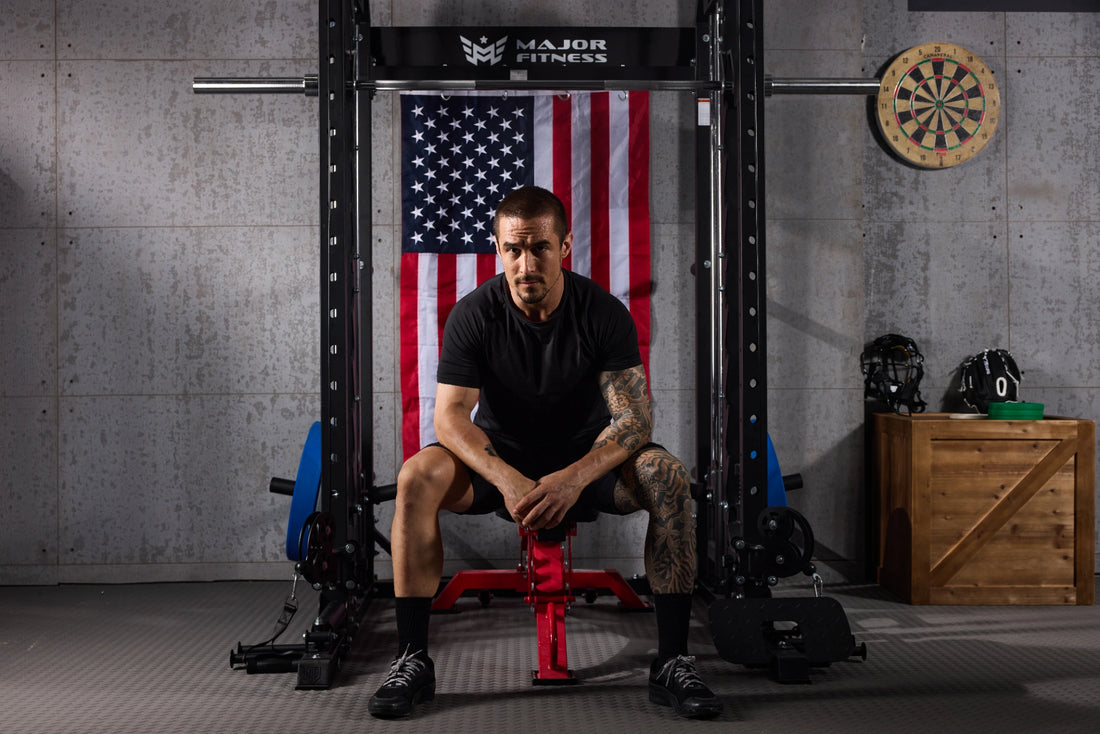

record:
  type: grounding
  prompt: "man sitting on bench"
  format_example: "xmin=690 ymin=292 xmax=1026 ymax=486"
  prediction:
xmin=368 ymin=185 xmax=723 ymax=720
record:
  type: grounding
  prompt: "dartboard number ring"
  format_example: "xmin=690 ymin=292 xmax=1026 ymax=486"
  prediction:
xmin=876 ymin=43 xmax=1000 ymax=169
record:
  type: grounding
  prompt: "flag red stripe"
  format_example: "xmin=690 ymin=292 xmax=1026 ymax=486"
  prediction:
xmin=553 ymin=96 xmax=573 ymax=272
xmin=399 ymin=252 xmax=422 ymax=459
xmin=477 ymin=252 xmax=496 ymax=284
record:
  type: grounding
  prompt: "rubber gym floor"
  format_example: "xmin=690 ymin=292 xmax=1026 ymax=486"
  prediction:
xmin=2 ymin=580 xmax=1099 ymax=733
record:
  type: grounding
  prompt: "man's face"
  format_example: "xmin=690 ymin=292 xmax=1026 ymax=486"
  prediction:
xmin=494 ymin=214 xmax=572 ymax=308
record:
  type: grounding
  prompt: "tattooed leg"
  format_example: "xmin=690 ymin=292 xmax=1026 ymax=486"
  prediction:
xmin=615 ymin=447 xmax=696 ymax=594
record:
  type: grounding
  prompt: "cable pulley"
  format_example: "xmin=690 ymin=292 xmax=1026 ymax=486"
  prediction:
xmin=754 ymin=506 xmax=815 ymax=579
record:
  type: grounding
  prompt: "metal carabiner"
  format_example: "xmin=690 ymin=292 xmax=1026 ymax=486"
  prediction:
xmin=288 ymin=570 xmax=300 ymax=603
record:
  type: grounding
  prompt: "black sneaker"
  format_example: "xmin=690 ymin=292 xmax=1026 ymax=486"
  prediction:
xmin=648 ymin=655 xmax=723 ymax=719
xmin=368 ymin=647 xmax=436 ymax=718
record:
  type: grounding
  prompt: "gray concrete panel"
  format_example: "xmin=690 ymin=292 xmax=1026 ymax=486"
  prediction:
xmin=370 ymin=224 xmax=398 ymax=397
xmin=768 ymin=387 xmax=868 ymax=577
xmin=372 ymin=221 xmax=402 ymax=481
xmin=863 ymin=220 xmax=1009 ymax=400
xmin=1007 ymin=221 xmax=1100 ymax=388
xmin=648 ymin=90 xmax=694 ymax=227
xmin=862 ymin=127 xmax=1007 ymax=225
xmin=1006 ymin=57 xmax=1100 ymax=223
xmin=58 ymin=226 xmax=317 ymax=397
xmin=572 ymin=510 xmax=648 ymax=578
xmin=0 ymin=61 xmax=56 ymax=228
xmin=0 ymin=397 xmax=58 ymax=576
xmin=766 ymin=51 xmax=866 ymax=222
xmin=370 ymin=91 xmax=396 ymax=226
xmin=437 ymin=510 xmax=520 ymax=567
xmin=651 ymin=386 xmax=696 ymax=479
xmin=386 ymin=392 xmax=405 ymax=479
xmin=1008 ymin=11 xmax=1100 ymax=58
xmin=765 ymin=0 xmax=864 ymax=52
xmin=372 ymin=384 xmax=399 ymax=488
xmin=649 ymin=222 xmax=695 ymax=394
xmin=0 ymin=1 xmax=54 ymax=60
xmin=57 ymin=60 xmax=315 ymax=229
xmin=859 ymin=1 xmax=1005 ymax=59
xmin=0 ymin=229 xmax=57 ymax=397
xmin=58 ymin=393 xmax=317 ymax=570
xmin=767 ymin=218 xmax=866 ymax=391
xmin=58 ymin=0 xmax=315 ymax=60
xmin=767 ymin=47 xmax=870 ymax=78
xmin=370 ymin=391 xmax=400 ymax=578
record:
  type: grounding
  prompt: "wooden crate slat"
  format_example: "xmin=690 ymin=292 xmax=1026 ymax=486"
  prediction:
xmin=928 ymin=436 xmax=1078 ymax=587
xmin=872 ymin=413 xmax=1094 ymax=605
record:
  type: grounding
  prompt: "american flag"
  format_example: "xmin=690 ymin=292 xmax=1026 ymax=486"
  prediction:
xmin=399 ymin=91 xmax=652 ymax=460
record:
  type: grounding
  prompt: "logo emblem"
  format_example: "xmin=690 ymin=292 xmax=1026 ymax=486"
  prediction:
xmin=461 ymin=35 xmax=508 ymax=66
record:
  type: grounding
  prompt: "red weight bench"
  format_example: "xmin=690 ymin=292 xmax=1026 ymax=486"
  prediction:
xmin=432 ymin=516 xmax=650 ymax=684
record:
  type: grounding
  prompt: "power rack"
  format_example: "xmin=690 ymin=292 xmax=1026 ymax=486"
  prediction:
xmin=198 ymin=0 xmax=867 ymax=688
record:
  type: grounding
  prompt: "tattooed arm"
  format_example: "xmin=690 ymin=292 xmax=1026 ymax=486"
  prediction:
xmin=592 ymin=364 xmax=653 ymax=455
xmin=434 ymin=382 xmax=535 ymax=519
xmin=514 ymin=364 xmax=653 ymax=529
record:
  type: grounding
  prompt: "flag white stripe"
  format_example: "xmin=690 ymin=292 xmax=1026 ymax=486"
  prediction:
xmin=609 ymin=93 xmax=632 ymax=304
xmin=416 ymin=254 xmax=440 ymax=448
xmin=569 ymin=94 xmax=591 ymax=278
xmin=533 ymin=95 xmax=554 ymax=190
xmin=455 ymin=254 xmax=480 ymax=301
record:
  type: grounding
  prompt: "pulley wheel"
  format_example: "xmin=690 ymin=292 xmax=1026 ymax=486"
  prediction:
xmin=297 ymin=511 xmax=336 ymax=586
xmin=756 ymin=507 xmax=815 ymax=578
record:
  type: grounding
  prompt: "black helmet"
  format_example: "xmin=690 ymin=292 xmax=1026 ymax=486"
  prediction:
xmin=860 ymin=333 xmax=927 ymax=414
xmin=959 ymin=348 xmax=1021 ymax=413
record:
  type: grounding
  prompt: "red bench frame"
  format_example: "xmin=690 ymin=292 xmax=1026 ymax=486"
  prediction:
xmin=432 ymin=523 xmax=651 ymax=683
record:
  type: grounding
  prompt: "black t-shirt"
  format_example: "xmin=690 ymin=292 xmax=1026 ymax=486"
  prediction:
xmin=437 ymin=269 xmax=642 ymax=477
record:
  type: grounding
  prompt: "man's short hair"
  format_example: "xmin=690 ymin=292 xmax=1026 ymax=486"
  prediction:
xmin=492 ymin=186 xmax=569 ymax=241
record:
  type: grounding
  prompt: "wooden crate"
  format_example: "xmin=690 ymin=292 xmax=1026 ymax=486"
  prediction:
xmin=873 ymin=413 xmax=1095 ymax=605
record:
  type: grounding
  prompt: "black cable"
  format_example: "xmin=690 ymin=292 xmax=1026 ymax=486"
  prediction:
xmin=238 ymin=574 xmax=300 ymax=654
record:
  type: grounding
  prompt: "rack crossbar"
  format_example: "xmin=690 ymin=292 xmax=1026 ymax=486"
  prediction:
xmin=193 ymin=76 xmax=883 ymax=96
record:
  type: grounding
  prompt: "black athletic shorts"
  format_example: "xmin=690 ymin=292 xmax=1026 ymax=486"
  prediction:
xmin=429 ymin=441 xmax=665 ymax=520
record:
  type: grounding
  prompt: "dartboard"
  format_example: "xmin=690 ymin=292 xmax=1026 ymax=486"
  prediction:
xmin=876 ymin=43 xmax=1000 ymax=169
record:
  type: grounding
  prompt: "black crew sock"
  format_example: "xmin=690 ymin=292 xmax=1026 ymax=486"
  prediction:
xmin=394 ymin=596 xmax=433 ymax=657
xmin=653 ymin=593 xmax=694 ymax=664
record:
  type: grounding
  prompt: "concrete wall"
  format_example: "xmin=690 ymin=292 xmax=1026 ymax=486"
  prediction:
xmin=1 ymin=1 xmax=1096 ymax=585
